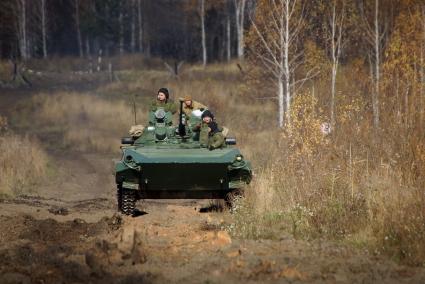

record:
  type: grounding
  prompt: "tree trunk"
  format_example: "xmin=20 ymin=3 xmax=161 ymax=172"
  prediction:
xmin=41 ymin=0 xmax=47 ymax=58
xmin=373 ymin=0 xmax=380 ymax=128
xmin=421 ymin=41 xmax=424 ymax=128
xmin=284 ymin=0 xmax=291 ymax=126
xmin=138 ymin=0 xmax=143 ymax=53
xmin=19 ymin=0 xmax=28 ymax=60
xmin=119 ymin=9 xmax=124 ymax=55
xmin=278 ymin=76 xmax=284 ymax=128
xmin=331 ymin=63 xmax=337 ymax=127
xmin=200 ymin=0 xmax=207 ymax=66
xmin=75 ymin=0 xmax=83 ymax=57
xmin=330 ymin=3 xmax=344 ymax=128
xmin=85 ymin=37 xmax=90 ymax=57
xmin=421 ymin=8 xmax=425 ymax=128
xmin=131 ymin=0 xmax=136 ymax=53
xmin=226 ymin=12 xmax=231 ymax=62
xmin=234 ymin=0 xmax=246 ymax=59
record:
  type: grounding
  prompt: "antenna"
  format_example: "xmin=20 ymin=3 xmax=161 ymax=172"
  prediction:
xmin=133 ymin=94 xmax=137 ymax=125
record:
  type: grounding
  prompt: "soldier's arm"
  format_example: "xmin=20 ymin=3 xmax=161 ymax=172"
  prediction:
xmin=168 ymin=102 xmax=178 ymax=114
xmin=149 ymin=101 xmax=158 ymax=112
xmin=209 ymin=133 xmax=225 ymax=149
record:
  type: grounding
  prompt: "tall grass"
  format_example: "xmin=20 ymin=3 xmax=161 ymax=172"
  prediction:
xmin=227 ymin=84 xmax=425 ymax=266
xmin=15 ymin=92 xmax=146 ymax=153
xmin=0 ymin=133 xmax=48 ymax=197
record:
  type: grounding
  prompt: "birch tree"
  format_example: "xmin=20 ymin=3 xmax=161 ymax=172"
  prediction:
xmin=234 ymin=0 xmax=246 ymax=59
xmin=119 ymin=5 xmax=124 ymax=55
xmin=248 ymin=0 xmax=307 ymax=127
xmin=226 ymin=0 xmax=232 ymax=61
xmin=138 ymin=0 xmax=143 ymax=52
xmin=74 ymin=0 xmax=83 ymax=57
xmin=327 ymin=0 xmax=345 ymax=128
xmin=130 ymin=0 xmax=136 ymax=53
xmin=360 ymin=0 xmax=387 ymax=128
xmin=17 ymin=0 xmax=28 ymax=60
xmin=40 ymin=0 xmax=47 ymax=58
xmin=200 ymin=0 xmax=207 ymax=66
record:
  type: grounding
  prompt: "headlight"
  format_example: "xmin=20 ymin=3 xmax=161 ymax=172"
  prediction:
xmin=236 ymin=155 xmax=243 ymax=161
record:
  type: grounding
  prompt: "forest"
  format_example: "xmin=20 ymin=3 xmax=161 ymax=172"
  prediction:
xmin=0 ymin=0 xmax=425 ymax=282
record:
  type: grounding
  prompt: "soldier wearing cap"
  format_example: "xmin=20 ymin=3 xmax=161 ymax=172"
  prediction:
xmin=193 ymin=110 xmax=225 ymax=150
xmin=181 ymin=95 xmax=207 ymax=118
xmin=150 ymin=87 xmax=177 ymax=114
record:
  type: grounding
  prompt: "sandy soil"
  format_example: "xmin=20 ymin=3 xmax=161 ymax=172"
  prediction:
xmin=1 ymin=86 xmax=425 ymax=284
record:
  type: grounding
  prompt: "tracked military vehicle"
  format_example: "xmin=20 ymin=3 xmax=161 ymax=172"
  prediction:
xmin=114 ymin=101 xmax=252 ymax=215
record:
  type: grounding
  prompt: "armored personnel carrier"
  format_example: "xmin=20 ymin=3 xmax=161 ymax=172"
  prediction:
xmin=114 ymin=101 xmax=252 ymax=215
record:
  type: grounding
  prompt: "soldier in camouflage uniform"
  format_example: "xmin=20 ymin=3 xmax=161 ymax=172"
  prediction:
xmin=150 ymin=87 xmax=177 ymax=114
xmin=193 ymin=110 xmax=225 ymax=150
xmin=181 ymin=95 xmax=207 ymax=118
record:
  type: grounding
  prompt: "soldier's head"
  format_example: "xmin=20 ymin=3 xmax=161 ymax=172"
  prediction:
xmin=201 ymin=110 xmax=214 ymax=123
xmin=157 ymin=88 xmax=169 ymax=102
xmin=183 ymin=95 xmax=193 ymax=107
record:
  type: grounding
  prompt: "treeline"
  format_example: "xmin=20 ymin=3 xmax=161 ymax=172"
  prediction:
xmin=0 ymin=0 xmax=252 ymax=62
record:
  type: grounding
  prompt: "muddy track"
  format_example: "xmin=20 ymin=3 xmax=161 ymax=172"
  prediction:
xmin=1 ymin=87 xmax=425 ymax=283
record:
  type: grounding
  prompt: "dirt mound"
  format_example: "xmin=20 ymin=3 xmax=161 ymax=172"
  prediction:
xmin=0 ymin=214 xmax=158 ymax=284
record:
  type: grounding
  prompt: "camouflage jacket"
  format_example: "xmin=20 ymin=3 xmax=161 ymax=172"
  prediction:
xmin=197 ymin=121 xmax=225 ymax=149
xmin=182 ymin=100 xmax=207 ymax=118
xmin=149 ymin=99 xmax=177 ymax=114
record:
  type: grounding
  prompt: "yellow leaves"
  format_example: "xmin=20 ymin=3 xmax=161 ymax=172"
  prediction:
xmin=304 ymin=40 xmax=330 ymax=78
xmin=283 ymin=92 xmax=328 ymax=161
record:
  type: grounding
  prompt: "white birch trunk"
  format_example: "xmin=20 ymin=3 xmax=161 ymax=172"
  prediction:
xmin=234 ymin=0 xmax=246 ymax=59
xmin=130 ymin=0 xmax=136 ymax=53
xmin=284 ymin=0 xmax=291 ymax=126
xmin=373 ymin=0 xmax=380 ymax=127
xmin=200 ymin=0 xmax=207 ymax=66
xmin=41 ymin=0 xmax=47 ymax=58
xmin=278 ymin=76 xmax=284 ymax=128
xmin=329 ymin=2 xmax=344 ymax=128
xmin=19 ymin=0 xmax=28 ymax=60
xmin=138 ymin=0 xmax=143 ymax=53
xmin=75 ymin=0 xmax=83 ymax=57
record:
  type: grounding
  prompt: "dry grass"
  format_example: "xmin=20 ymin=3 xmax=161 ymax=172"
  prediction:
xmin=0 ymin=133 xmax=48 ymax=197
xmin=16 ymin=92 xmax=147 ymax=153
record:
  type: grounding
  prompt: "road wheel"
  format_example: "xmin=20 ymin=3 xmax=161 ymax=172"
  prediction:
xmin=120 ymin=188 xmax=136 ymax=216
xmin=117 ymin=186 xmax=123 ymax=212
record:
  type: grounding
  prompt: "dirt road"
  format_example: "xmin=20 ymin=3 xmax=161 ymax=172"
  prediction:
xmin=1 ymin=147 xmax=425 ymax=284
xmin=1 ymin=87 xmax=425 ymax=283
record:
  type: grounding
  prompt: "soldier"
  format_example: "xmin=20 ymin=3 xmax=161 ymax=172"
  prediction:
xmin=150 ymin=87 xmax=177 ymax=114
xmin=181 ymin=95 xmax=207 ymax=118
xmin=193 ymin=110 xmax=225 ymax=150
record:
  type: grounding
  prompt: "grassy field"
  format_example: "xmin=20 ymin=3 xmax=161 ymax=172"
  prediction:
xmin=1 ymin=57 xmax=424 ymax=266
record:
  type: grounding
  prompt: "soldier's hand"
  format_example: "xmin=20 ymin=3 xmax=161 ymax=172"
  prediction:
xmin=207 ymin=127 xmax=211 ymax=133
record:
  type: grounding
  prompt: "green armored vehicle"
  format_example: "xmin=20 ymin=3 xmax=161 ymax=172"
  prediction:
xmin=114 ymin=101 xmax=252 ymax=215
